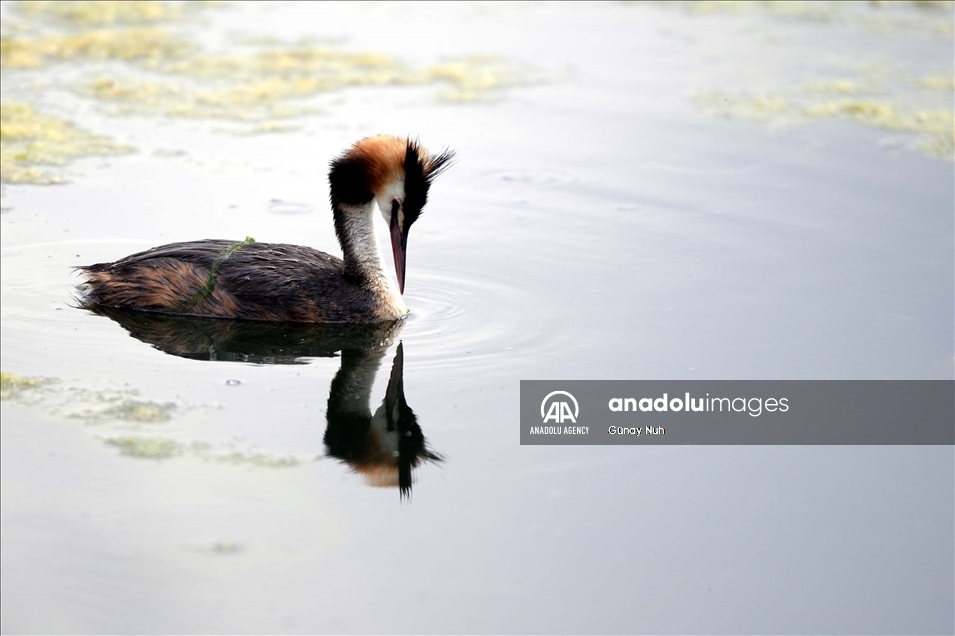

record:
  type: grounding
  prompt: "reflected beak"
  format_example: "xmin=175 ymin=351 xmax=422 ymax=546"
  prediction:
xmin=389 ymin=212 xmax=407 ymax=294
xmin=385 ymin=342 xmax=404 ymax=430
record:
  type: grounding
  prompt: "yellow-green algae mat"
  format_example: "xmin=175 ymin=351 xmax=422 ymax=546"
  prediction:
xmin=0 ymin=103 xmax=131 ymax=184
xmin=1 ymin=371 xmax=302 ymax=467
xmin=0 ymin=1 xmax=546 ymax=184
xmin=677 ymin=1 xmax=955 ymax=161
xmin=694 ymin=89 xmax=955 ymax=160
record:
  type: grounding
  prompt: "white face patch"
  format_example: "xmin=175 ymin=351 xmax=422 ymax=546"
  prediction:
xmin=376 ymin=176 xmax=405 ymax=226
xmin=370 ymin=406 xmax=400 ymax=461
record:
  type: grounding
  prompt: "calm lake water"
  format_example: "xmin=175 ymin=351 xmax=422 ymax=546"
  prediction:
xmin=1 ymin=2 xmax=953 ymax=633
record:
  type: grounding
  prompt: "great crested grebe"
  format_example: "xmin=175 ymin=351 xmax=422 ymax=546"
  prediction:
xmin=79 ymin=136 xmax=454 ymax=323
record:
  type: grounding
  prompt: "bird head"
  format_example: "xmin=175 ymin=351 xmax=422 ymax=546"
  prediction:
xmin=329 ymin=136 xmax=455 ymax=293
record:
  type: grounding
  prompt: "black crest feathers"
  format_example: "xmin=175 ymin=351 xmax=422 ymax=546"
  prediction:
xmin=328 ymin=151 xmax=375 ymax=207
xmin=403 ymin=140 xmax=455 ymax=223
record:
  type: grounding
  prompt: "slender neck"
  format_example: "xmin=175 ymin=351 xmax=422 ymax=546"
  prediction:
xmin=334 ymin=200 xmax=379 ymax=281
xmin=333 ymin=201 xmax=402 ymax=302
xmin=327 ymin=348 xmax=386 ymax=419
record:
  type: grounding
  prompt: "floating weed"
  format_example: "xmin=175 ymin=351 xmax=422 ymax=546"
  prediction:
xmin=103 ymin=438 xmax=302 ymax=467
xmin=0 ymin=371 xmax=178 ymax=425
xmin=682 ymin=0 xmax=837 ymax=22
xmin=2 ymin=371 xmax=305 ymax=467
xmin=15 ymin=1 xmax=219 ymax=27
xmin=207 ymin=451 xmax=299 ymax=468
xmin=0 ymin=371 xmax=52 ymax=400
xmin=85 ymin=76 xmax=327 ymax=120
xmin=693 ymin=90 xmax=954 ymax=160
xmin=212 ymin=540 xmax=242 ymax=554
xmin=232 ymin=121 xmax=299 ymax=135
xmin=810 ymin=79 xmax=867 ymax=95
xmin=82 ymin=51 xmax=545 ymax=120
xmin=0 ymin=102 xmax=132 ymax=184
xmin=100 ymin=399 xmax=176 ymax=423
xmin=431 ymin=56 xmax=545 ymax=103
xmin=917 ymin=135 xmax=955 ymax=157
xmin=683 ymin=1 xmax=953 ymax=160
xmin=104 ymin=435 xmax=183 ymax=459
xmin=88 ymin=77 xmax=173 ymax=102
xmin=3 ymin=6 xmax=547 ymax=130
xmin=161 ymin=46 xmax=401 ymax=80
xmin=84 ymin=77 xmax=312 ymax=121
xmin=67 ymin=395 xmax=177 ymax=424
xmin=677 ymin=0 xmax=953 ymax=34
xmin=0 ymin=28 xmax=194 ymax=69
xmin=734 ymin=96 xmax=789 ymax=121
xmin=803 ymin=100 xmax=954 ymax=158
xmin=693 ymin=91 xmax=795 ymax=124
xmin=922 ymin=74 xmax=955 ymax=91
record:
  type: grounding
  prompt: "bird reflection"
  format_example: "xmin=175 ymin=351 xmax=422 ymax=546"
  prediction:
xmin=324 ymin=342 xmax=441 ymax=499
xmin=87 ymin=305 xmax=403 ymax=363
xmin=86 ymin=306 xmax=441 ymax=497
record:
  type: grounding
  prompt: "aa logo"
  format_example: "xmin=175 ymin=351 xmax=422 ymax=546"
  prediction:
xmin=541 ymin=391 xmax=579 ymax=424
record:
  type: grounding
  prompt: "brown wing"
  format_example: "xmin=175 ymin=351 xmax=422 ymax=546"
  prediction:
xmin=79 ymin=240 xmax=231 ymax=316
xmin=79 ymin=240 xmax=235 ymax=272
xmin=78 ymin=240 xmax=375 ymax=322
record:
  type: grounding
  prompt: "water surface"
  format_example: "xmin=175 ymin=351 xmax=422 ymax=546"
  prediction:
xmin=1 ymin=2 xmax=953 ymax=633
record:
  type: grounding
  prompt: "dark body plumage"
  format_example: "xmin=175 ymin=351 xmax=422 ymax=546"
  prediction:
xmin=80 ymin=239 xmax=387 ymax=323
xmin=78 ymin=136 xmax=454 ymax=324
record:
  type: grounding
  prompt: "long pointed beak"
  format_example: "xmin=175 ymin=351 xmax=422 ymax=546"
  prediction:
xmin=389 ymin=213 xmax=407 ymax=294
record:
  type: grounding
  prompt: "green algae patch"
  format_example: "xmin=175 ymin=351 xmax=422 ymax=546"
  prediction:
xmin=80 ymin=48 xmax=546 ymax=120
xmin=99 ymin=399 xmax=175 ymax=423
xmin=678 ymin=0 xmax=953 ymax=34
xmin=694 ymin=87 xmax=954 ymax=160
xmin=430 ymin=56 xmax=544 ymax=103
xmin=732 ymin=96 xmax=789 ymax=121
xmin=69 ymin=396 xmax=177 ymax=424
xmin=0 ymin=371 xmax=303 ymax=469
xmin=101 ymin=437 xmax=301 ymax=466
xmin=0 ymin=371 xmax=51 ymax=400
xmin=804 ymin=100 xmax=954 ymax=158
xmin=0 ymin=373 xmax=306 ymax=469
xmin=682 ymin=0 xmax=954 ymax=161
xmin=104 ymin=435 xmax=182 ymax=458
xmin=810 ymin=80 xmax=867 ymax=95
xmin=0 ymin=370 xmax=303 ymax=468
xmin=693 ymin=91 xmax=795 ymax=124
xmin=685 ymin=1 xmax=836 ymax=22
xmin=0 ymin=102 xmax=132 ymax=184
xmin=0 ymin=28 xmax=193 ymax=69
xmin=3 ymin=6 xmax=546 ymax=125
xmin=922 ymin=74 xmax=955 ymax=90
xmin=16 ymin=1 xmax=217 ymax=26
xmin=86 ymin=76 xmax=320 ymax=121
xmin=207 ymin=451 xmax=299 ymax=468
xmin=804 ymin=100 xmax=940 ymax=130
xmin=232 ymin=121 xmax=299 ymax=135
xmin=162 ymin=46 xmax=401 ymax=81
xmin=211 ymin=540 xmax=242 ymax=554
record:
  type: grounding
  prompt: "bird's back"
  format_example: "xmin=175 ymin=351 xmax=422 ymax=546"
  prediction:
xmin=79 ymin=239 xmax=390 ymax=323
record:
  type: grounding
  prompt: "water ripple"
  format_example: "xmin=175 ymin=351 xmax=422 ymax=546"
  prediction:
xmin=484 ymin=168 xmax=578 ymax=189
xmin=402 ymin=269 xmax=562 ymax=374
